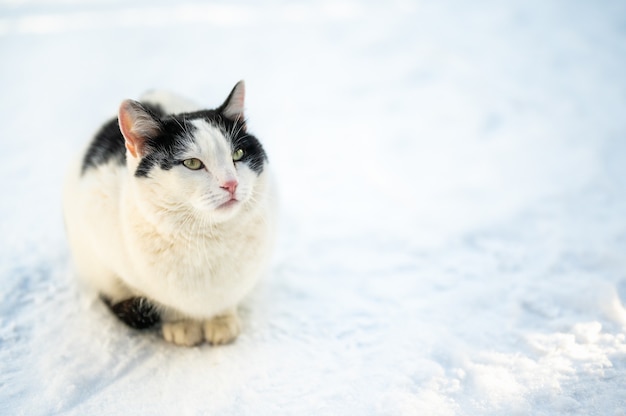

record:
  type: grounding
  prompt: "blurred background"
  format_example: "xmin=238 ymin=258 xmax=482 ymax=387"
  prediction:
xmin=3 ymin=0 xmax=624 ymax=250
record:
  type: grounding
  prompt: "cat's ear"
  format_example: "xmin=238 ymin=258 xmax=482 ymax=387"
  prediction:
xmin=219 ymin=80 xmax=246 ymax=123
xmin=118 ymin=100 xmax=161 ymax=159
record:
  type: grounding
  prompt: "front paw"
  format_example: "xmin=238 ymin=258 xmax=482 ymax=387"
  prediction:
xmin=203 ymin=311 xmax=241 ymax=345
xmin=162 ymin=320 xmax=204 ymax=346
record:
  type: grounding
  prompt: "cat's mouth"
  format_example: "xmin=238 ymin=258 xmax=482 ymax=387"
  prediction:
xmin=217 ymin=198 xmax=239 ymax=210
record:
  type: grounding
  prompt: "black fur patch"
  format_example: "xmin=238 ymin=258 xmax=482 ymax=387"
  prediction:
xmin=220 ymin=115 xmax=267 ymax=175
xmin=132 ymin=114 xmax=198 ymax=178
xmin=82 ymin=102 xmax=267 ymax=178
xmin=132 ymin=110 xmax=267 ymax=178
xmin=81 ymin=103 xmax=165 ymax=174
xmin=102 ymin=296 xmax=161 ymax=330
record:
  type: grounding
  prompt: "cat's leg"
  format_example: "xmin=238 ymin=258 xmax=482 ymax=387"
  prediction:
xmin=162 ymin=320 xmax=204 ymax=346
xmin=203 ymin=308 xmax=241 ymax=345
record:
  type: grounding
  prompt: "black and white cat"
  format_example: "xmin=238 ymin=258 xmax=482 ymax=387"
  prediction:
xmin=63 ymin=81 xmax=275 ymax=346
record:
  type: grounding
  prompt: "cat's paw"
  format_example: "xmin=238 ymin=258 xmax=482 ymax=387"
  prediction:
xmin=162 ymin=320 xmax=204 ymax=347
xmin=203 ymin=311 xmax=241 ymax=345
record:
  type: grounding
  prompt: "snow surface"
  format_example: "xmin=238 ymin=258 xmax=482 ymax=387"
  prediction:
xmin=2 ymin=0 xmax=626 ymax=414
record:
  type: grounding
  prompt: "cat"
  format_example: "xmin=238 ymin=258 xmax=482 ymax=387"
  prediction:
xmin=63 ymin=81 xmax=275 ymax=346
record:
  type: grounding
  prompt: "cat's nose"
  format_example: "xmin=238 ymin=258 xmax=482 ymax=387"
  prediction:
xmin=221 ymin=180 xmax=238 ymax=196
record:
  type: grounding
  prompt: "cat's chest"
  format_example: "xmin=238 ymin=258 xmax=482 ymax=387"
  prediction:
xmin=127 ymin=214 xmax=268 ymax=283
xmin=123 ymin=215 xmax=270 ymax=317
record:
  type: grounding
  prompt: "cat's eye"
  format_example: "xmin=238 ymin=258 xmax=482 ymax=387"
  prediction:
xmin=182 ymin=158 xmax=204 ymax=170
xmin=232 ymin=148 xmax=245 ymax=162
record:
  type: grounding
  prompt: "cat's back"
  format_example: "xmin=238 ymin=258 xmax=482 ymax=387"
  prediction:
xmin=62 ymin=116 xmax=130 ymax=296
xmin=76 ymin=118 xmax=122 ymax=176
xmin=139 ymin=90 xmax=201 ymax=114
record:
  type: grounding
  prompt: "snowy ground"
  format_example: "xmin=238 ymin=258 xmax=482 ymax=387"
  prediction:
xmin=2 ymin=0 xmax=626 ymax=414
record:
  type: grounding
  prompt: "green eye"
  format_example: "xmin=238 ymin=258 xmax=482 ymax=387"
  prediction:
xmin=233 ymin=148 xmax=245 ymax=162
xmin=182 ymin=158 xmax=203 ymax=170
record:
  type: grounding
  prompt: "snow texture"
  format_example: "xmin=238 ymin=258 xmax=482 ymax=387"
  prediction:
xmin=1 ymin=1 xmax=626 ymax=414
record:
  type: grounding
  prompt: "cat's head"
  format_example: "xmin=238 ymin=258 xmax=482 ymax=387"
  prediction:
xmin=118 ymin=81 xmax=269 ymax=224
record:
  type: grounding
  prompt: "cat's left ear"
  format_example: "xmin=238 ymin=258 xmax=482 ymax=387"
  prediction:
xmin=219 ymin=80 xmax=246 ymax=124
xmin=118 ymin=100 xmax=161 ymax=159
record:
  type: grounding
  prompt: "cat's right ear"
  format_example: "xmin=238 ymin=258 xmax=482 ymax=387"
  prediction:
xmin=118 ymin=100 xmax=161 ymax=159
xmin=219 ymin=80 xmax=246 ymax=122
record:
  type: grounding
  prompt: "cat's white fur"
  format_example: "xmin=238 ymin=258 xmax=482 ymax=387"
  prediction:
xmin=63 ymin=84 xmax=275 ymax=346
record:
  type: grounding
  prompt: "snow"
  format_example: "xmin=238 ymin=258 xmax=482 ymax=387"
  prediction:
xmin=2 ymin=0 xmax=626 ymax=414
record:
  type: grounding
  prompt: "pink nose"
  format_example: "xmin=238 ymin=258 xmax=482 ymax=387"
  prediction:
xmin=221 ymin=180 xmax=238 ymax=196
